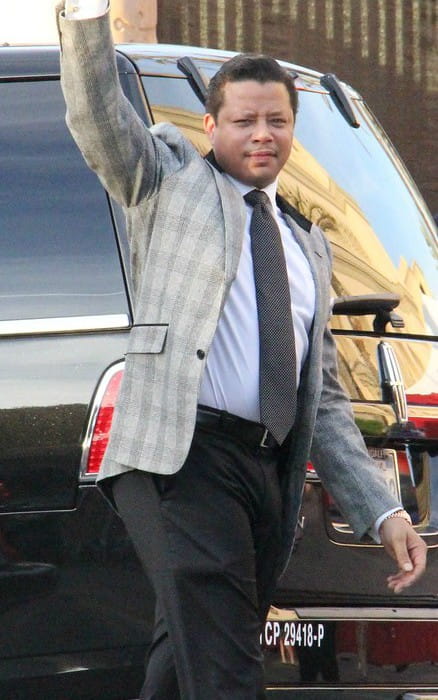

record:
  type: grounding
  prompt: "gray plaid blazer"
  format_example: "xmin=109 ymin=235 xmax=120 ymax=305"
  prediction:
xmin=58 ymin=8 xmax=399 ymax=567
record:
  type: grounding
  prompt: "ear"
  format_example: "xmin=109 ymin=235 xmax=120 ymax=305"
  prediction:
xmin=203 ymin=113 xmax=216 ymax=144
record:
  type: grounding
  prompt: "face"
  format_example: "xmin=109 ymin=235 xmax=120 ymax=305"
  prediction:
xmin=203 ymin=80 xmax=294 ymax=189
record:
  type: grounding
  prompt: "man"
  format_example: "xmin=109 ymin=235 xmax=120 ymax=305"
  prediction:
xmin=57 ymin=3 xmax=427 ymax=698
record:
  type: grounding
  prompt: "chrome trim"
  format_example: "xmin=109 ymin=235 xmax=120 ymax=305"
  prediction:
xmin=264 ymin=686 xmax=438 ymax=694
xmin=377 ymin=340 xmax=409 ymax=424
xmin=0 ymin=507 xmax=76 ymax=517
xmin=288 ymin=607 xmax=438 ymax=621
xmin=304 ymin=470 xmax=321 ymax=483
xmin=329 ymin=533 xmax=438 ymax=547
xmin=0 ymin=314 xmax=130 ymax=337
xmin=80 ymin=360 xmax=125 ymax=483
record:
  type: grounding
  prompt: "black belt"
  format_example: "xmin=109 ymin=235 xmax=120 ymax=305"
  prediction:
xmin=196 ymin=406 xmax=279 ymax=451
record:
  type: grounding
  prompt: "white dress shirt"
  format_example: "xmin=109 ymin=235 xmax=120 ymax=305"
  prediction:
xmin=199 ymin=176 xmax=315 ymax=422
xmin=63 ymin=0 xmax=400 ymax=539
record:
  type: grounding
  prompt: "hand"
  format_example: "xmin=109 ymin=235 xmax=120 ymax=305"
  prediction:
xmin=379 ymin=518 xmax=427 ymax=593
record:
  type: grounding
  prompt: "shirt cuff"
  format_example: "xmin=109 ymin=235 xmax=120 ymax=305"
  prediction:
xmin=369 ymin=507 xmax=403 ymax=543
xmin=65 ymin=0 xmax=108 ymax=20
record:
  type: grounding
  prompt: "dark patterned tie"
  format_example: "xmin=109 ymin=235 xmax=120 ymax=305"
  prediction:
xmin=244 ymin=189 xmax=297 ymax=444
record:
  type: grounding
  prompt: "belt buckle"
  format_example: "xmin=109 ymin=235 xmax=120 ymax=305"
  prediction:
xmin=260 ymin=428 xmax=270 ymax=448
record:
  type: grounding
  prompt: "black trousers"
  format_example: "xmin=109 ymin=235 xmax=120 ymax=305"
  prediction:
xmin=112 ymin=424 xmax=283 ymax=700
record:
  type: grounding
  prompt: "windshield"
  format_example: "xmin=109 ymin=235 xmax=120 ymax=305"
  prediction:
xmin=292 ymin=90 xmax=437 ymax=299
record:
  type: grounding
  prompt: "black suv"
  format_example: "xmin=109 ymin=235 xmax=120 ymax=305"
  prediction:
xmin=0 ymin=44 xmax=437 ymax=700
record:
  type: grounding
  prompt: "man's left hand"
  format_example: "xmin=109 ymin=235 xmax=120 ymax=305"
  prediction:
xmin=379 ymin=518 xmax=427 ymax=593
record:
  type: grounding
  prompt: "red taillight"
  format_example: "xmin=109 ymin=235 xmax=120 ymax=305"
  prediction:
xmin=81 ymin=363 xmax=124 ymax=479
xmin=406 ymin=393 xmax=438 ymax=406
xmin=406 ymin=393 xmax=438 ymax=438
xmin=394 ymin=450 xmax=409 ymax=475
xmin=409 ymin=416 xmax=438 ymax=439
xmin=306 ymin=461 xmax=318 ymax=479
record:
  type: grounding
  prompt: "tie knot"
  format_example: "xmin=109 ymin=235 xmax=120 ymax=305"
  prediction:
xmin=244 ymin=189 xmax=270 ymax=209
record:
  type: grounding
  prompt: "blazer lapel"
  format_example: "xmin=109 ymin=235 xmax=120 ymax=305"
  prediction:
xmin=205 ymin=152 xmax=246 ymax=290
xmin=278 ymin=198 xmax=330 ymax=343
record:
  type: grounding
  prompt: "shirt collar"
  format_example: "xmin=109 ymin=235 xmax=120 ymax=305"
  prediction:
xmin=225 ymin=174 xmax=278 ymax=211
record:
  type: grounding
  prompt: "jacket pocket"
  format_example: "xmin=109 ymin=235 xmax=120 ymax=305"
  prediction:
xmin=126 ymin=324 xmax=168 ymax=354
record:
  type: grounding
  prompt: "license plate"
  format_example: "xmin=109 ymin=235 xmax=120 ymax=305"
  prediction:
xmin=261 ymin=619 xmax=325 ymax=648
xmin=368 ymin=448 xmax=401 ymax=502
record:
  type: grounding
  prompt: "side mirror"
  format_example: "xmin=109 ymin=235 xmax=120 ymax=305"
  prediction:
xmin=331 ymin=292 xmax=404 ymax=332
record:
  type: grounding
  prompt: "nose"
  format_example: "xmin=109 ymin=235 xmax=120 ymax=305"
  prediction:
xmin=252 ymin=118 xmax=273 ymax=141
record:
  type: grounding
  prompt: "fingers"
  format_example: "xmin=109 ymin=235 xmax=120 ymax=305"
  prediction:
xmin=379 ymin=519 xmax=427 ymax=593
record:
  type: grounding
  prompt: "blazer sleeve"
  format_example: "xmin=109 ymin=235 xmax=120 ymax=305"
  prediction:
xmin=57 ymin=6 xmax=195 ymax=207
xmin=309 ymin=240 xmax=401 ymax=538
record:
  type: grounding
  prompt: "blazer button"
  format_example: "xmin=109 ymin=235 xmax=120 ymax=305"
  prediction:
xmin=197 ymin=349 xmax=205 ymax=359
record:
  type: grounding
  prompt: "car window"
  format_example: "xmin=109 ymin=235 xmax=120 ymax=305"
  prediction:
xmin=142 ymin=75 xmax=204 ymax=114
xmin=0 ymin=80 xmax=129 ymax=322
xmin=141 ymin=75 xmax=209 ymax=153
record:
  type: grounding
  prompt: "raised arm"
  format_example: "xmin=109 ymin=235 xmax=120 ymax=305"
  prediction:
xmin=57 ymin=2 xmax=191 ymax=206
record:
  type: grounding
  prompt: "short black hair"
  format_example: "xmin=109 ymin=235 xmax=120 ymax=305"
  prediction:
xmin=205 ymin=53 xmax=298 ymax=120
